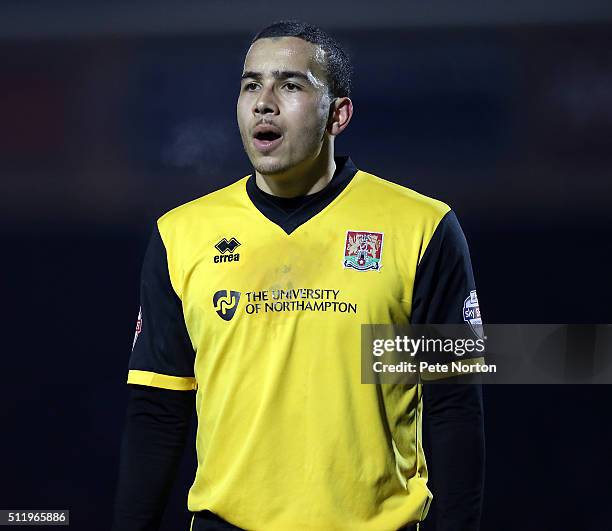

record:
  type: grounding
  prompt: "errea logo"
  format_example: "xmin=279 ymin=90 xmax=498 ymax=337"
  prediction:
xmin=214 ymin=237 xmax=241 ymax=263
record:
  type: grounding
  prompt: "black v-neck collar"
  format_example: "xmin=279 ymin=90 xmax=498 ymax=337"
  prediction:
xmin=245 ymin=156 xmax=358 ymax=235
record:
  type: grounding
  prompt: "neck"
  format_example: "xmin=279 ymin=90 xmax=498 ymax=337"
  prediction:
xmin=255 ymin=145 xmax=336 ymax=198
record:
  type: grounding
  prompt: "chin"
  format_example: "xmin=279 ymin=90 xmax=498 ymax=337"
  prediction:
xmin=252 ymin=156 xmax=292 ymax=176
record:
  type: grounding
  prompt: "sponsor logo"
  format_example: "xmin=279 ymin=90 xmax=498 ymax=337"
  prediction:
xmin=463 ymin=290 xmax=483 ymax=339
xmin=213 ymin=290 xmax=241 ymax=321
xmin=343 ymin=231 xmax=384 ymax=271
xmin=214 ymin=237 xmax=241 ymax=263
xmin=132 ymin=306 xmax=142 ymax=349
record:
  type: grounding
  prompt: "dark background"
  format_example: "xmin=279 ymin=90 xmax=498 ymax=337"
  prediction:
xmin=1 ymin=1 xmax=611 ymax=530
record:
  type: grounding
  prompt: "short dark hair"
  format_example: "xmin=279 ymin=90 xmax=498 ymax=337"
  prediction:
xmin=251 ymin=20 xmax=353 ymax=99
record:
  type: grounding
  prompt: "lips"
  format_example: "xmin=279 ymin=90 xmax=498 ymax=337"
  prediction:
xmin=252 ymin=124 xmax=283 ymax=153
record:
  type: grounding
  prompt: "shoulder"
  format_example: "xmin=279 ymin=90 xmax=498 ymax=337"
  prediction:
xmin=354 ymin=169 xmax=451 ymax=224
xmin=156 ymin=175 xmax=250 ymax=239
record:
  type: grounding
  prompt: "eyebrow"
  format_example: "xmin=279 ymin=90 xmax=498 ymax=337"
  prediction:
xmin=240 ymin=70 xmax=312 ymax=84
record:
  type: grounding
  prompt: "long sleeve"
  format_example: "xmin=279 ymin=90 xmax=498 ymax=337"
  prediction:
xmin=112 ymin=222 xmax=198 ymax=529
xmin=411 ymin=210 xmax=486 ymax=531
xmin=421 ymin=379 xmax=485 ymax=531
xmin=111 ymin=384 xmax=195 ymax=531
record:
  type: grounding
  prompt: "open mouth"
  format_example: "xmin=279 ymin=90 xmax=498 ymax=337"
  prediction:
xmin=253 ymin=130 xmax=283 ymax=152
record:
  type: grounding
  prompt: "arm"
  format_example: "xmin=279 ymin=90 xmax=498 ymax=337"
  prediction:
xmin=111 ymin=385 xmax=194 ymax=531
xmin=112 ymin=223 xmax=197 ymax=530
xmin=411 ymin=210 xmax=485 ymax=531
xmin=421 ymin=378 xmax=485 ymax=531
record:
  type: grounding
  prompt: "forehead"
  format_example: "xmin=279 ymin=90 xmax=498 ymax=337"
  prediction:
xmin=243 ymin=36 xmax=326 ymax=80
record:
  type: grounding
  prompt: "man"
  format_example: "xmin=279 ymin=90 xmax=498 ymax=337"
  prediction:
xmin=112 ymin=20 xmax=485 ymax=531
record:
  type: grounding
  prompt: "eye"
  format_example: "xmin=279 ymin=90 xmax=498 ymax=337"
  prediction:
xmin=243 ymin=82 xmax=259 ymax=91
xmin=283 ymin=82 xmax=300 ymax=92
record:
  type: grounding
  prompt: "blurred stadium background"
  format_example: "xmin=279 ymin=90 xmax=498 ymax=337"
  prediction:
xmin=1 ymin=1 xmax=611 ymax=529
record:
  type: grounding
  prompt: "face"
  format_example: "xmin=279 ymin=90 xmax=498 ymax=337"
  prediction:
xmin=237 ymin=36 xmax=333 ymax=175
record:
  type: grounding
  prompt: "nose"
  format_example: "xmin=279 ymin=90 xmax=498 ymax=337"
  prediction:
xmin=253 ymin=85 xmax=279 ymax=116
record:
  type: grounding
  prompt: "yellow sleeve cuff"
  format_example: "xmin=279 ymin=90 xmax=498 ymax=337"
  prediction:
xmin=127 ymin=369 xmax=197 ymax=391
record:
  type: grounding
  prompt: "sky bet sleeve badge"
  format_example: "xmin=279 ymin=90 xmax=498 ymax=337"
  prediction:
xmin=463 ymin=290 xmax=484 ymax=339
xmin=343 ymin=231 xmax=384 ymax=271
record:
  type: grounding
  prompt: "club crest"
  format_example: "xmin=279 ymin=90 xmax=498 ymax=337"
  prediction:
xmin=343 ymin=230 xmax=384 ymax=271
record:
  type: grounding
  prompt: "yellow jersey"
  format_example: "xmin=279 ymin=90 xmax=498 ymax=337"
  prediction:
xmin=127 ymin=156 xmax=483 ymax=530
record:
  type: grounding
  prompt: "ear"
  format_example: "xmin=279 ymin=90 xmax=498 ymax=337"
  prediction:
xmin=327 ymin=97 xmax=353 ymax=136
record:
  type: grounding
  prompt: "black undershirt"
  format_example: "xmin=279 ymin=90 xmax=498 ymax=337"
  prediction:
xmin=245 ymin=155 xmax=358 ymax=234
xmin=112 ymin=157 xmax=484 ymax=531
